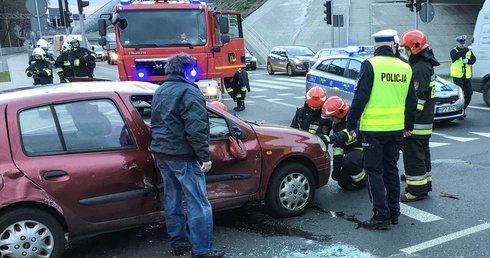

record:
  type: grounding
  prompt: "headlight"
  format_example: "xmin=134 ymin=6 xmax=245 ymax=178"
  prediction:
xmin=293 ymin=58 xmax=302 ymax=64
xmin=204 ymin=85 xmax=218 ymax=95
xmin=251 ymin=56 xmax=257 ymax=61
xmin=317 ymin=136 xmax=327 ymax=152
xmin=110 ymin=53 xmax=118 ymax=60
xmin=459 ymin=87 xmax=464 ymax=98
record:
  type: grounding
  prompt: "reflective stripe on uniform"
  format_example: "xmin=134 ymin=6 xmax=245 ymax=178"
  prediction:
xmin=405 ymin=174 xmax=428 ymax=186
xmin=412 ymin=123 xmax=433 ymax=135
xmin=333 ymin=146 xmax=344 ymax=156
xmin=351 ymin=170 xmax=366 ymax=182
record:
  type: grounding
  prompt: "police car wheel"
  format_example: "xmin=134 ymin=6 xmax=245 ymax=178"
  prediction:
xmin=265 ymin=163 xmax=315 ymax=218
xmin=267 ymin=63 xmax=275 ymax=75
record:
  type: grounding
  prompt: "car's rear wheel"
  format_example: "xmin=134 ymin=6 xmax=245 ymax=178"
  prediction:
xmin=265 ymin=163 xmax=315 ymax=217
xmin=287 ymin=64 xmax=295 ymax=76
xmin=0 ymin=208 xmax=65 ymax=258
xmin=267 ymin=63 xmax=274 ymax=75
xmin=483 ymin=81 xmax=490 ymax=106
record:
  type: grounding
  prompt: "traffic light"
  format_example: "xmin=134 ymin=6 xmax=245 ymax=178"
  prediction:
xmin=415 ymin=0 xmax=422 ymax=12
xmin=64 ymin=10 xmax=73 ymax=27
xmin=323 ymin=1 xmax=332 ymax=25
xmin=405 ymin=0 xmax=414 ymax=12
xmin=77 ymin=0 xmax=89 ymax=14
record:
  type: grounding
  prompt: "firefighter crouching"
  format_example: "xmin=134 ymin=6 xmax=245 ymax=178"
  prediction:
xmin=25 ymin=48 xmax=54 ymax=85
xmin=224 ymin=68 xmax=250 ymax=111
xmin=320 ymin=96 xmax=365 ymax=191
xmin=55 ymin=42 xmax=74 ymax=83
xmin=290 ymin=86 xmax=332 ymax=136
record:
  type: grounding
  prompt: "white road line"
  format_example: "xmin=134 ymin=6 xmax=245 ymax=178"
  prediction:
xmin=274 ymin=77 xmax=307 ymax=83
xmin=400 ymin=203 xmax=443 ymax=223
xmin=253 ymin=79 xmax=305 ymax=88
xmin=248 ymin=95 xmax=267 ymax=98
xmin=265 ymin=98 xmax=298 ymax=108
xmin=431 ymin=132 xmax=479 ymax=142
xmin=294 ymin=96 xmax=306 ymax=99
xmin=429 ymin=142 xmax=451 ymax=148
xmin=470 ymin=132 xmax=490 ymax=137
xmin=248 ymin=87 xmax=266 ymax=92
xmin=400 ymin=223 xmax=490 ymax=254
xmin=277 ymin=93 xmax=294 ymax=96
xmin=467 ymin=105 xmax=490 ymax=111
xmin=251 ymin=82 xmax=289 ymax=90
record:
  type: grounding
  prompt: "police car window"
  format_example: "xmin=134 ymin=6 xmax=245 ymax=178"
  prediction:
xmin=327 ymin=59 xmax=348 ymax=76
xmin=347 ymin=60 xmax=362 ymax=79
xmin=316 ymin=59 xmax=332 ymax=72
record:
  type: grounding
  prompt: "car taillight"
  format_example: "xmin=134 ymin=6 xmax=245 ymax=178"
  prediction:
xmin=306 ymin=73 xmax=310 ymax=80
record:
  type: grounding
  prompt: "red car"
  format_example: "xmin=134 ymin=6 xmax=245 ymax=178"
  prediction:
xmin=0 ymin=81 xmax=330 ymax=257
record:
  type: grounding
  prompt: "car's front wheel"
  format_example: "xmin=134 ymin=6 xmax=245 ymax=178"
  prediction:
xmin=267 ymin=63 xmax=274 ymax=75
xmin=287 ymin=64 xmax=295 ymax=76
xmin=265 ymin=163 xmax=315 ymax=217
xmin=483 ymin=81 xmax=490 ymax=106
xmin=0 ymin=208 xmax=65 ymax=258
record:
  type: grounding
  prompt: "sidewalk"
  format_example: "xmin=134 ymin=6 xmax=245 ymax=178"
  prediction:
xmin=0 ymin=52 xmax=41 ymax=91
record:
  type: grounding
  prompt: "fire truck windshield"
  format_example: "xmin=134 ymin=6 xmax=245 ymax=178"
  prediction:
xmin=117 ymin=9 xmax=207 ymax=48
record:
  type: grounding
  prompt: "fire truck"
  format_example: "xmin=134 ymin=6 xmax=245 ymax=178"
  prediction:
xmin=98 ymin=0 xmax=246 ymax=101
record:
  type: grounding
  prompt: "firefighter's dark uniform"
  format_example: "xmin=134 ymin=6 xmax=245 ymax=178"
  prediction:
xmin=403 ymin=47 xmax=440 ymax=198
xmin=55 ymin=50 xmax=74 ymax=83
xmin=291 ymin=102 xmax=332 ymax=136
xmin=346 ymin=45 xmax=417 ymax=225
xmin=450 ymin=38 xmax=476 ymax=111
xmin=224 ymin=68 xmax=250 ymax=111
xmin=25 ymin=59 xmax=54 ymax=85
xmin=320 ymin=117 xmax=365 ymax=190
xmin=69 ymin=46 xmax=96 ymax=78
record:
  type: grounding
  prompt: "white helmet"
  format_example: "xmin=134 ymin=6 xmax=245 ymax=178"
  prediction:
xmin=36 ymin=38 xmax=49 ymax=49
xmin=62 ymin=41 xmax=71 ymax=52
xmin=66 ymin=35 xmax=79 ymax=45
xmin=32 ymin=47 xmax=45 ymax=59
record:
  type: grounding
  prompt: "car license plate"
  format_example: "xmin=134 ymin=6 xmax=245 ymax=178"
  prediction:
xmin=436 ymin=105 xmax=457 ymax=113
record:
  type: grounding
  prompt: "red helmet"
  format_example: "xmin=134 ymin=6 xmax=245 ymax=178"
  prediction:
xmin=321 ymin=96 xmax=349 ymax=119
xmin=400 ymin=30 xmax=429 ymax=55
xmin=306 ymin=86 xmax=327 ymax=108
xmin=209 ymin=101 xmax=228 ymax=112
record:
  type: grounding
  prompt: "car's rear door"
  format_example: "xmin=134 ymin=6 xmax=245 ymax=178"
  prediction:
xmin=9 ymin=94 xmax=161 ymax=224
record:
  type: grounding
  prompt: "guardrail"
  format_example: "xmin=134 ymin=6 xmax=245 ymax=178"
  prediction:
xmin=242 ymin=19 xmax=271 ymax=66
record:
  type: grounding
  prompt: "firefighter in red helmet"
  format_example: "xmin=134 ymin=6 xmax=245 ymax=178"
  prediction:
xmin=399 ymin=29 xmax=440 ymax=202
xmin=319 ymin=96 xmax=365 ymax=191
xmin=290 ymin=86 xmax=332 ymax=136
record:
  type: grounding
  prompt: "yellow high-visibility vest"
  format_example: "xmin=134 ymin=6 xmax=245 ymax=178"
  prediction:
xmin=450 ymin=48 xmax=472 ymax=79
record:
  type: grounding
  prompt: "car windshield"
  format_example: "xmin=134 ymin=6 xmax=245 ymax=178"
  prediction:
xmin=285 ymin=47 xmax=314 ymax=56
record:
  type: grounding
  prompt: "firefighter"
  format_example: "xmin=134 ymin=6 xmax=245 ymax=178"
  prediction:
xmin=224 ymin=68 xmax=250 ymax=111
xmin=290 ymin=86 xmax=332 ymax=136
xmin=346 ymin=29 xmax=417 ymax=229
xmin=54 ymin=42 xmax=74 ymax=83
xmin=25 ymin=47 xmax=54 ymax=85
xmin=29 ymin=38 xmax=56 ymax=66
xmin=67 ymin=35 xmax=97 ymax=78
xmin=399 ymin=30 xmax=440 ymax=202
xmin=209 ymin=101 xmax=228 ymax=112
xmin=450 ymin=35 xmax=476 ymax=119
xmin=319 ymin=96 xmax=365 ymax=191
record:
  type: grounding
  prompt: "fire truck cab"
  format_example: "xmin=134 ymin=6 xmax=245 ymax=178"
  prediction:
xmin=98 ymin=0 xmax=246 ymax=101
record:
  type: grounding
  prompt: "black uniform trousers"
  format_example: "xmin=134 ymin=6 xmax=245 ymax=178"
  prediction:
xmin=453 ymin=77 xmax=473 ymax=109
xmin=403 ymin=137 xmax=432 ymax=196
xmin=336 ymin=150 xmax=364 ymax=188
xmin=362 ymin=133 xmax=403 ymax=221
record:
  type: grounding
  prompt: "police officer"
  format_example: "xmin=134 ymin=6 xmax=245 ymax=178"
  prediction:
xmin=67 ymin=36 xmax=97 ymax=78
xmin=224 ymin=68 xmax=250 ymax=111
xmin=399 ymin=30 xmax=440 ymax=202
xmin=320 ymin=96 xmax=365 ymax=191
xmin=291 ymin=86 xmax=332 ymax=136
xmin=346 ymin=29 xmax=417 ymax=230
xmin=54 ymin=42 xmax=74 ymax=83
xmin=25 ymin=48 xmax=54 ymax=85
xmin=450 ymin=35 xmax=476 ymax=119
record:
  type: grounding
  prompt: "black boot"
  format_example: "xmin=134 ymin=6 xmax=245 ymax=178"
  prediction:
xmin=234 ymin=99 xmax=245 ymax=111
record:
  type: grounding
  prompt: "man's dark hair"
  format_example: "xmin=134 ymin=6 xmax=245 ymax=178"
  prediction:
xmin=165 ymin=53 xmax=195 ymax=76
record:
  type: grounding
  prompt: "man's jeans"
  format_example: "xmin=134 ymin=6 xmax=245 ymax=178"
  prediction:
xmin=157 ymin=159 xmax=214 ymax=255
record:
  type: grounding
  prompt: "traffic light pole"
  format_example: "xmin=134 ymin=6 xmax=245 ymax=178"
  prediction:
xmin=81 ymin=13 xmax=87 ymax=48
xmin=414 ymin=2 xmax=418 ymax=29
xmin=61 ymin=0 xmax=69 ymax=36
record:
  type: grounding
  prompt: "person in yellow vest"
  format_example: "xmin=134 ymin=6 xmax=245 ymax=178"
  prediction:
xmin=450 ymin=35 xmax=476 ymax=119
xmin=399 ymin=30 xmax=440 ymax=202
xmin=346 ymin=29 xmax=417 ymax=230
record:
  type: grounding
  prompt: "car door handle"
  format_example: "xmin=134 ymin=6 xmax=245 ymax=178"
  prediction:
xmin=43 ymin=170 xmax=68 ymax=178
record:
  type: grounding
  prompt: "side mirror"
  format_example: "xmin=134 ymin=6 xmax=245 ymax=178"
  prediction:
xmin=98 ymin=19 xmax=107 ymax=36
xmin=98 ymin=37 xmax=107 ymax=46
xmin=218 ymin=16 xmax=229 ymax=34
xmin=220 ymin=35 xmax=230 ymax=44
xmin=91 ymin=46 xmax=95 ymax=51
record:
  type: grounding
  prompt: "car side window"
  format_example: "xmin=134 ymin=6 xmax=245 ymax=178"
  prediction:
xmin=209 ymin=116 xmax=231 ymax=140
xmin=19 ymin=99 xmax=135 ymax=156
xmin=316 ymin=59 xmax=332 ymax=72
xmin=327 ymin=59 xmax=348 ymax=76
xmin=347 ymin=60 xmax=362 ymax=79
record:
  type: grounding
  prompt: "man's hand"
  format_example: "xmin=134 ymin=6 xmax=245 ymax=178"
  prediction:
xmin=201 ymin=161 xmax=212 ymax=173
xmin=403 ymin=130 xmax=412 ymax=138
xmin=349 ymin=130 xmax=357 ymax=139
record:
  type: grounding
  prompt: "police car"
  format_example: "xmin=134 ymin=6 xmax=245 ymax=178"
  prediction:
xmin=305 ymin=46 xmax=465 ymax=122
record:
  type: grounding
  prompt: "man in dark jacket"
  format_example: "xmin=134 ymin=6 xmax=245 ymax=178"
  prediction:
xmin=54 ymin=42 xmax=74 ymax=83
xmin=25 ymin=47 xmax=54 ymax=85
xmin=399 ymin=30 xmax=440 ymax=202
xmin=67 ymin=36 xmax=96 ymax=78
xmin=150 ymin=53 xmax=224 ymax=258
xmin=291 ymin=86 xmax=332 ymax=136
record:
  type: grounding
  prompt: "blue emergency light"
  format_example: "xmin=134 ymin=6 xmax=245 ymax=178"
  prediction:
xmin=189 ymin=0 xmax=202 ymax=4
xmin=343 ymin=45 xmax=367 ymax=56
xmin=119 ymin=0 xmax=131 ymax=4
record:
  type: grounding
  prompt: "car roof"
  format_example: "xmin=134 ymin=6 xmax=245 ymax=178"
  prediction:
xmin=0 ymin=81 xmax=158 ymax=106
xmin=315 ymin=54 xmax=367 ymax=63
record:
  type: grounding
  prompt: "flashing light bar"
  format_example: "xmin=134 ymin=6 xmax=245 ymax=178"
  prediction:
xmin=119 ymin=0 xmax=131 ymax=4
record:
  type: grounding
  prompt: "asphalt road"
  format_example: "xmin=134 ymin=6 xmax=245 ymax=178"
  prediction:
xmin=68 ymin=63 xmax=490 ymax=258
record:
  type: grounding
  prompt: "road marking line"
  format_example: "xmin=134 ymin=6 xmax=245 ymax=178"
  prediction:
xmin=265 ymin=98 xmax=299 ymax=108
xmin=467 ymin=105 xmax=490 ymax=111
xmin=400 ymin=203 xmax=443 ymax=223
xmin=251 ymin=82 xmax=289 ymax=90
xmin=429 ymin=142 xmax=451 ymax=148
xmin=294 ymin=96 xmax=305 ymax=99
xmin=248 ymin=87 xmax=266 ymax=92
xmin=432 ymin=132 xmax=479 ymax=142
xmin=400 ymin=223 xmax=490 ymax=254
xmin=274 ymin=77 xmax=307 ymax=82
xmin=470 ymin=132 xmax=490 ymax=137
xmin=277 ymin=93 xmax=294 ymax=96
xmin=248 ymin=95 xmax=267 ymax=98
xmin=254 ymin=79 xmax=304 ymax=88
